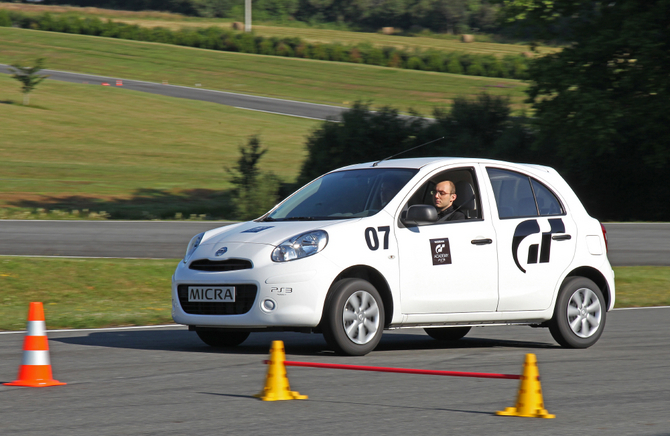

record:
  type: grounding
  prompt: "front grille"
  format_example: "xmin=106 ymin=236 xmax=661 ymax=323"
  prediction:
xmin=189 ymin=259 xmax=252 ymax=272
xmin=178 ymin=284 xmax=257 ymax=315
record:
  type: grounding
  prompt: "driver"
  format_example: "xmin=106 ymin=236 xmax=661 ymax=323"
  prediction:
xmin=433 ymin=180 xmax=465 ymax=222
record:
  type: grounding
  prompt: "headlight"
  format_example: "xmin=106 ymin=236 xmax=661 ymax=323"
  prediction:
xmin=183 ymin=232 xmax=205 ymax=263
xmin=271 ymin=230 xmax=328 ymax=262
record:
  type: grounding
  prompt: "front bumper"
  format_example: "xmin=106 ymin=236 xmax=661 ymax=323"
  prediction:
xmin=172 ymin=243 xmax=338 ymax=328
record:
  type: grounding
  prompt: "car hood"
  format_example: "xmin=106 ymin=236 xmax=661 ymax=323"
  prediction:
xmin=200 ymin=219 xmax=350 ymax=247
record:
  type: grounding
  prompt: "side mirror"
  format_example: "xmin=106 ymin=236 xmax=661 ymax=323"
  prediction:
xmin=401 ymin=204 xmax=438 ymax=226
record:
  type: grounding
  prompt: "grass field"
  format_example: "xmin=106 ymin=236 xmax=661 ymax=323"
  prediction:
xmin=0 ymin=2 xmax=557 ymax=57
xmin=0 ymin=72 xmax=318 ymax=218
xmin=0 ymin=27 xmax=529 ymax=114
xmin=0 ymin=257 xmax=666 ymax=331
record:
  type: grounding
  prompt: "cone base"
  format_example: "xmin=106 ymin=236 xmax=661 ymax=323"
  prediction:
xmin=254 ymin=390 xmax=308 ymax=401
xmin=4 ymin=365 xmax=66 ymax=388
xmin=496 ymin=407 xmax=555 ymax=419
xmin=4 ymin=379 xmax=66 ymax=388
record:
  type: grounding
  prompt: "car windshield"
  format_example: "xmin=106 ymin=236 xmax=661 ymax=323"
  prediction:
xmin=264 ymin=168 xmax=417 ymax=221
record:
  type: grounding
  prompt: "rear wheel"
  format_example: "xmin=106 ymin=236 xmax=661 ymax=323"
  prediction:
xmin=549 ymin=277 xmax=606 ymax=348
xmin=424 ymin=326 xmax=471 ymax=341
xmin=195 ymin=328 xmax=250 ymax=348
xmin=322 ymin=278 xmax=385 ymax=356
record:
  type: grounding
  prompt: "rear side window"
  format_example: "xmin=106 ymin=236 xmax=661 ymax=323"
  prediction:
xmin=486 ymin=168 xmax=564 ymax=219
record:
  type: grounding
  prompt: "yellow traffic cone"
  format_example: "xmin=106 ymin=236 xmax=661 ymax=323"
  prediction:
xmin=254 ymin=340 xmax=307 ymax=401
xmin=496 ymin=353 xmax=555 ymax=418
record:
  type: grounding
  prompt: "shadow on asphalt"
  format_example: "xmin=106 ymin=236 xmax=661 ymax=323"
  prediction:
xmin=51 ymin=329 xmax=557 ymax=356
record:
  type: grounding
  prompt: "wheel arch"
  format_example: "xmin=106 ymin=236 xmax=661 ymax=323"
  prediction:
xmin=320 ymin=265 xmax=394 ymax=329
xmin=565 ymin=266 xmax=612 ymax=310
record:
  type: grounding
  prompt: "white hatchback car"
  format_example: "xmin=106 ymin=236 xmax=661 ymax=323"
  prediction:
xmin=172 ymin=157 xmax=614 ymax=355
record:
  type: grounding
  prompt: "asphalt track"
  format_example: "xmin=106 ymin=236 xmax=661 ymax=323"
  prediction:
xmin=1 ymin=307 xmax=669 ymax=435
xmin=0 ymin=220 xmax=667 ymax=266
xmin=0 ymin=65 xmax=346 ymax=121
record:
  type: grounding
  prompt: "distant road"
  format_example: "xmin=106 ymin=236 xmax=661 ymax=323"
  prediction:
xmin=0 ymin=65 xmax=346 ymax=121
xmin=0 ymin=220 xmax=667 ymax=265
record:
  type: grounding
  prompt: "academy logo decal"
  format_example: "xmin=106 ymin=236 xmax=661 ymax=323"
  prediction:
xmin=512 ymin=218 xmax=565 ymax=273
xmin=430 ymin=238 xmax=452 ymax=265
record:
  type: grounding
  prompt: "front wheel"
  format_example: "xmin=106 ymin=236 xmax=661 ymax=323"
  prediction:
xmin=195 ymin=328 xmax=250 ymax=348
xmin=322 ymin=278 xmax=385 ymax=356
xmin=549 ymin=277 xmax=606 ymax=348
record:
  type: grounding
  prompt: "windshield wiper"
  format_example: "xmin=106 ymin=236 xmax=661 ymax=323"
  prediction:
xmin=280 ymin=216 xmax=317 ymax=221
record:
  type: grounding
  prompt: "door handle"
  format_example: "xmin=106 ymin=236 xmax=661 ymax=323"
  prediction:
xmin=552 ymin=234 xmax=572 ymax=241
xmin=471 ymin=238 xmax=493 ymax=245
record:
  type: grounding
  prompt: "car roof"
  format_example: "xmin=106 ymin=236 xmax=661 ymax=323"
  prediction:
xmin=334 ymin=157 xmax=554 ymax=173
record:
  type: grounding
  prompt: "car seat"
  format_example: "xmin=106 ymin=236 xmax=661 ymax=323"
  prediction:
xmin=454 ymin=181 xmax=476 ymax=219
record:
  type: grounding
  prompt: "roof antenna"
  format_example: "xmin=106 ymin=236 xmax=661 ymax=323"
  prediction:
xmin=372 ymin=136 xmax=445 ymax=167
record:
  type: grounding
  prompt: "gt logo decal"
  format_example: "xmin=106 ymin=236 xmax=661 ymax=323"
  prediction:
xmin=430 ymin=238 xmax=452 ymax=265
xmin=365 ymin=226 xmax=390 ymax=250
xmin=512 ymin=218 xmax=565 ymax=273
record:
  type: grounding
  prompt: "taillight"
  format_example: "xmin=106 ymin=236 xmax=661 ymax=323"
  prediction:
xmin=600 ymin=223 xmax=609 ymax=253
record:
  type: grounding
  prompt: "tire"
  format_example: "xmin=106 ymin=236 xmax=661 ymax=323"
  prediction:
xmin=195 ymin=328 xmax=250 ymax=348
xmin=549 ymin=277 xmax=606 ymax=348
xmin=424 ymin=326 xmax=471 ymax=341
xmin=322 ymin=278 xmax=385 ymax=356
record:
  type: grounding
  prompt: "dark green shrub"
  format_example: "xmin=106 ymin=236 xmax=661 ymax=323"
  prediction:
xmin=348 ymin=47 xmax=363 ymax=63
xmin=0 ymin=10 xmax=11 ymax=27
xmin=425 ymin=51 xmax=446 ymax=72
xmin=235 ymin=32 xmax=257 ymax=53
xmin=445 ymin=56 xmax=464 ymax=74
xmin=406 ymin=56 xmax=426 ymax=70
xmin=275 ymin=42 xmax=294 ymax=57
xmin=259 ymin=38 xmax=275 ymax=55
xmin=294 ymin=42 xmax=310 ymax=58
xmin=365 ymin=47 xmax=386 ymax=66
xmin=328 ymin=43 xmax=346 ymax=62
xmin=311 ymin=43 xmax=329 ymax=60
xmin=466 ymin=58 xmax=485 ymax=76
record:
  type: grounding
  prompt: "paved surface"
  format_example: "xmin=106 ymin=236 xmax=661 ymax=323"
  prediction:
xmin=603 ymin=223 xmax=670 ymax=266
xmin=0 ymin=220 xmax=667 ymax=265
xmin=0 ymin=307 xmax=668 ymax=435
xmin=0 ymin=65 xmax=346 ymax=121
xmin=0 ymin=220 xmax=232 ymax=259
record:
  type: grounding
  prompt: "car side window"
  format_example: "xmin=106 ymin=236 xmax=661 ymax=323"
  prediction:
xmin=486 ymin=168 xmax=564 ymax=219
xmin=403 ymin=167 xmax=482 ymax=221
xmin=531 ymin=179 xmax=564 ymax=216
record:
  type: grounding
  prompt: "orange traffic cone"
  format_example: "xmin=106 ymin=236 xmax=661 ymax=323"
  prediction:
xmin=254 ymin=340 xmax=307 ymax=401
xmin=116 ymin=80 xmax=123 ymax=86
xmin=496 ymin=353 xmax=554 ymax=418
xmin=4 ymin=302 xmax=66 ymax=388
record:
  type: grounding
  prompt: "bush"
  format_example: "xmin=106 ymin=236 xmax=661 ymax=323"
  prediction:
xmin=406 ymin=56 xmax=426 ymax=70
xmin=0 ymin=10 xmax=10 ymax=27
xmin=425 ymin=51 xmax=446 ymax=72
xmin=445 ymin=56 xmax=464 ymax=75
xmin=466 ymin=59 xmax=485 ymax=76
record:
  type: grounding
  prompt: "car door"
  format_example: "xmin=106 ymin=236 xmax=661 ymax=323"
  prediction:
xmin=395 ymin=166 xmax=499 ymax=316
xmin=483 ymin=166 xmax=577 ymax=312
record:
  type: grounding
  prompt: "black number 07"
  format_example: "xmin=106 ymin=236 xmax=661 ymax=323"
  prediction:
xmin=365 ymin=226 xmax=390 ymax=250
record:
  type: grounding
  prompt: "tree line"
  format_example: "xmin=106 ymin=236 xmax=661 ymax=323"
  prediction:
xmin=37 ymin=0 xmax=506 ymax=35
xmin=0 ymin=11 xmax=530 ymax=79
xmin=238 ymin=91 xmax=667 ymax=223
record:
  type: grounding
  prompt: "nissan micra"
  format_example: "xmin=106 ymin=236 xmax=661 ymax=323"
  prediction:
xmin=172 ymin=157 xmax=614 ymax=355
